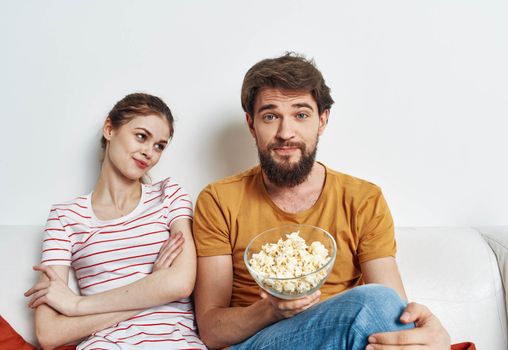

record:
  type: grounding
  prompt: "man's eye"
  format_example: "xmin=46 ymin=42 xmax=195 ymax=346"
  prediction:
xmin=263 ymin=114 xmax=277 ymax=121
xmin=296 ymin=113 xmax=308 ymax=119
xmin=136 ymin=133 xmax=146 ymax=141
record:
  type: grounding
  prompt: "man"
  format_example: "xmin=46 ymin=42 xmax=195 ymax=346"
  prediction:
xmin=193 ymin=53 xmax=450 ymax=349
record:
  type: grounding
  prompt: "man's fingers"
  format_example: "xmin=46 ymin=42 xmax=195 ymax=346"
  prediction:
xmin=366 ymin=344 xmax=422 ymax=350
xmin=400 ymin=302 xmax=431 ymax=324
xmin=369 ymin=327 xmax=427 ymax=346
xmin=275 ymin=290 xmax=321 ymax=311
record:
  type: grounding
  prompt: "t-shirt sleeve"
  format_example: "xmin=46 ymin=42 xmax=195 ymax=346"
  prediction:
xmin=356 ymin=187 xmax=396 ymax=263
xmin=161 ymin=178 xmax=194 ymax=229
xmin=41 ymin=206 xmax=72 ymax=266
xmin=193 ymin=185 xmax=232 ymax=257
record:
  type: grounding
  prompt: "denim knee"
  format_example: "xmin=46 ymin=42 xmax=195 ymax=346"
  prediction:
xmin=344 ymin=284 xmax=411 ymax=335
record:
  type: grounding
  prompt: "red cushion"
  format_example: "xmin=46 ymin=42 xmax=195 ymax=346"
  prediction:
xmin=0 ymin=315 xmax=76 ymax=350
xmin=0 ymin=315 xmax=36 ymax=350
xmin=451 ymin=342 xmax=477 ymax=350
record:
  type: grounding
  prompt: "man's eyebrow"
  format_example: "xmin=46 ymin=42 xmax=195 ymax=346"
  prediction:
xmin=256 ymin=104 xmax=277 ymax=114
xmin=293 ymin=103 xmax=314 ymax=111
xmin=256 ymin=102 xmax=315 ymax=114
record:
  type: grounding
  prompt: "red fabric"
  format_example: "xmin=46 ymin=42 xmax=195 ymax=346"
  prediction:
xmin=0 ymin=315 xmax=76 ymax=350
xmin=0 ymin=314 xmax=477 ymax=350
xmin=451 ymin=342 xmax=477 ymax=350
xmin=0 ymin=315 xmax=36 ymax=350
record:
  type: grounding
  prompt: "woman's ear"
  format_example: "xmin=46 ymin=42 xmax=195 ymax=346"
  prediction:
xmin=103 ymin=117 xmax=113 ymax=141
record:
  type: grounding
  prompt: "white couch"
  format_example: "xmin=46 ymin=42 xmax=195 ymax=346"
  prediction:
xmin=1 ymin=226 xmax=507 ymax=349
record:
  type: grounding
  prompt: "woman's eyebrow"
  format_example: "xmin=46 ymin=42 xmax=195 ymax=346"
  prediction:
xmin=135 ymin=127 xmax=153 ymax=137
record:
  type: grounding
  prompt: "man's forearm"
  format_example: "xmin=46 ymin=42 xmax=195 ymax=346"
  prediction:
xmin=198 ymin=299 xmax=278 ymax=349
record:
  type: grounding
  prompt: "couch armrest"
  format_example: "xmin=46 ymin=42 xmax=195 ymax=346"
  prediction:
xmin=478 ymin=226 xmax=508 ymax=320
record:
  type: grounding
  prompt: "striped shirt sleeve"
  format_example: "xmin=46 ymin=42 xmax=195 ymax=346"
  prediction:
xmin=161 ymin=178 xmax=193 ymax=229
xmin=41 ymin=206 xmax=72 ymax=266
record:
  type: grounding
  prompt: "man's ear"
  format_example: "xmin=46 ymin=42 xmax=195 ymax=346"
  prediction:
xmin=318 ymin=109 xmax=330 ymax=136
xmin=103 ymin=117 xmax=113 ymax=141
xmin=246 ymin=113 xmax=256 ymax=138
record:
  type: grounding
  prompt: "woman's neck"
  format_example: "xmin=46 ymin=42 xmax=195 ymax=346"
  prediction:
xmin=92 ymin=159 xmax=142 ymax=218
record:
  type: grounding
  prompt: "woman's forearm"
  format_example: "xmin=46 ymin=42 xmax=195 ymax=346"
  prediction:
xmin=35 ymin=303 xmax=140 ymax=350
xmin=76 ymin=266 xmax=194 ymax=315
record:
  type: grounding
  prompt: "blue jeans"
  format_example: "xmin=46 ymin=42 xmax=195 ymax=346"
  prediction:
xmin=230 ymin=284 xmax=414 ymax=350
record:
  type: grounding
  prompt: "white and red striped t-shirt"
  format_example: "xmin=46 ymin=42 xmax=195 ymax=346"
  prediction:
xmin=41 ymin=178 xmax=206 ymax=349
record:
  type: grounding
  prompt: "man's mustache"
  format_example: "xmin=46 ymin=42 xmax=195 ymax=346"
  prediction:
xmin=268 ymin=141 xmax=306 ymax=150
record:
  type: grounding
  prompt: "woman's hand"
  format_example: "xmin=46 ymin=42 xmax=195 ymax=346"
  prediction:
xmin=24 ymin=265 xmax=82 ymax=316
xmin=152 ymin=231 xmax=185 ymax=272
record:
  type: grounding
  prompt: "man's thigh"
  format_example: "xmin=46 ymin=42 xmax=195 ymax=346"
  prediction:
xmin=230 ymin=284 xmax=414 ymax=350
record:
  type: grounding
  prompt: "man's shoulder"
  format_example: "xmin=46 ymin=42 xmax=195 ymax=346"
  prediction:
xmin=197 ymin=166 xmax=261 ymax=200
xmin=211 ymin=166 xmax=260 ymax=187
xmin=324 ymin=165 xmax=383 ymax=195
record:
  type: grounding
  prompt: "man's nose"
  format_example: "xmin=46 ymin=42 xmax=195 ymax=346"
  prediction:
xmin=276 ymin=117 xmax=295 ymax=140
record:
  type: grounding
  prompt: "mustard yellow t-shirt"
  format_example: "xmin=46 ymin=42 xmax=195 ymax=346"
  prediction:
xmin=193 ymin=164 xmax=396 ymax=307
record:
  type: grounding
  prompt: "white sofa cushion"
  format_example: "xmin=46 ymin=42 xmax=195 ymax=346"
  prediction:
xmin=396 ymin=227 xmax=507 ymax=350
xmin=1 ymin=225 xmax=507 ymax=349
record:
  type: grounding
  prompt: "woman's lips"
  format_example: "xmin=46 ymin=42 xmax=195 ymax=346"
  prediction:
xmin=134 ymin=159 xmax=148 ymax=169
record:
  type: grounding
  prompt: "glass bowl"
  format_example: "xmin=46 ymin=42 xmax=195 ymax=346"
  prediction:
xmin=244 ymin=224 xmax=337 ymax=300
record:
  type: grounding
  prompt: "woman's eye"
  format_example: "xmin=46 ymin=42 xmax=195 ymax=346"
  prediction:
xmin=296 ymin=113 xmax=308 ymax=119
xmin=155 ymin=144 xmax=165 ymax=152
xmin=136 ymin=133 xmax=146 ymax=141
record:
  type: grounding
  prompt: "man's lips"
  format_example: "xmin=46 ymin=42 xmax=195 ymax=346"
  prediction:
xmin=134 ymin=159 xmax=148 ymax=169
xmin=273 ymin=146 xmax=299 ymax=155
xmin=272 ymin=146 xmax=300 ymax=155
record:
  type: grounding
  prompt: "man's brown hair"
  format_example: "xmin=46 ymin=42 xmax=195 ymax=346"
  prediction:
xmin=241 ymin=52 xmax=334 ymax=116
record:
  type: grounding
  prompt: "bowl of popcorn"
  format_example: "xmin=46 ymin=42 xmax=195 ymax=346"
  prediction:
xmin=244 ymin=224 xmax=337 ymax=300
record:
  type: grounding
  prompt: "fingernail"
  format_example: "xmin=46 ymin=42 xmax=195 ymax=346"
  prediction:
xmin=368 ymin=336 xmax=376 ymax=343
xmin=400 ymin=311 xmax=411 ymax=322
xmin=366 ymin=345 xmax=374 ymax=350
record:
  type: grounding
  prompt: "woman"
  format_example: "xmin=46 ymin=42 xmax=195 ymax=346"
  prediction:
xmin=24 ymin=93 xmax=206 ymax=349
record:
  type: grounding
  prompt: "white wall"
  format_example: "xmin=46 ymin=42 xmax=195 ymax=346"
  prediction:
xmin=1 ymin=0 xmax=507 ymax=226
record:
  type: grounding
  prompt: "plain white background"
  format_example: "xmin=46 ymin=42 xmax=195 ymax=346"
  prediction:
xmin=0 ymin=0 xmax=507 ymax=226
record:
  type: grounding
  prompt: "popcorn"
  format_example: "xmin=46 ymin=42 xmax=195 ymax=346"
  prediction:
xmin=249 ymin=231 xmax=331 ymax=296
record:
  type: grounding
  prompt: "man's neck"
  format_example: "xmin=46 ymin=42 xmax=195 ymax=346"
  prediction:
xmin=262 ymin=162 xmax=326 ymax=214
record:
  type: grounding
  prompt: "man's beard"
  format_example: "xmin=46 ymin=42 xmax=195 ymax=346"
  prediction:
xmin=258 ymin=139 xmax=318 ymax=188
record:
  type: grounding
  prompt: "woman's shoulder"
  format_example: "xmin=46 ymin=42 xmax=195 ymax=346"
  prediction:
xmin=49 ymin=195 xmax=91 ymax=218
xmin=45 ymin=194 xmax=93 ymax=232
xmin=144 ymin=177 xmax=191 ymax=205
